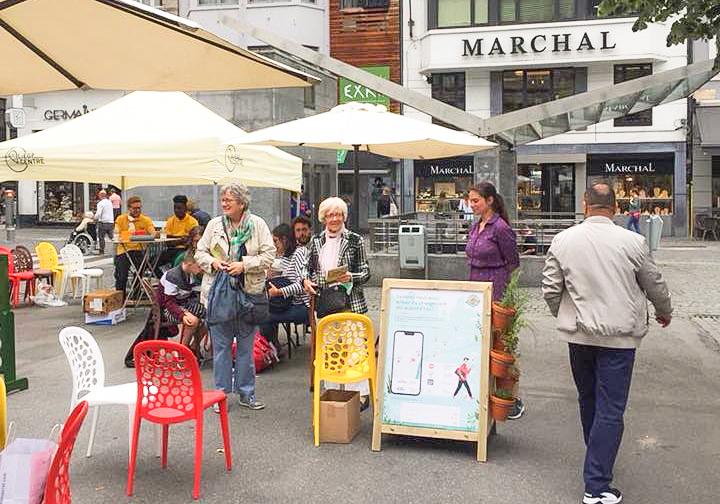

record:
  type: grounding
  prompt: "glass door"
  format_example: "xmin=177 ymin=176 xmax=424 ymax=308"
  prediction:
xmin=546 ymin=164 xmax=575 ymax=216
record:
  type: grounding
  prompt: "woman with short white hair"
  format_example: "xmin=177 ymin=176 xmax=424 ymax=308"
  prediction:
xmin=195 ymin=182 xmax=275 ymax=411
xmin=304 ymin=196 xmax=371 ymax=408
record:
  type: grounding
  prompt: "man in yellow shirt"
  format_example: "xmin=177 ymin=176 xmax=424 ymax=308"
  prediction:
xmin=157 ymin=195 xmax=199 ymax=274
xmin=114 ymin=196 xmax=155 ymax=297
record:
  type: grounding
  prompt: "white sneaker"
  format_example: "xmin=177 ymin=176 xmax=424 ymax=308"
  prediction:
xmin=583 ymin=488 xmax=623 ymax=504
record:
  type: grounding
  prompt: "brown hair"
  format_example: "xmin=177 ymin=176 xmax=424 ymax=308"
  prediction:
xmin=468 ymin=182 xmax=510 ymax=224
xmin=127 ymin=196 xmax=142 ymax=208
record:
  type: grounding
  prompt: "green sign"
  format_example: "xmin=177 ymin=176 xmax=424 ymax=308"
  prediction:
xmin=338 ymin=65 xmax=390 ymax=107
xmin=336 ymin=150 xmax=348 ymax=164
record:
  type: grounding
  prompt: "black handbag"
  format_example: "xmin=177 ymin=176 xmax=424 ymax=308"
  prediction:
xmin=267 ymin=276 xmax=293 ymax=313
xmin=316 ymin=285 xmax=349 ymax=319
xmin=243 ymin=291 xmax=269 ymax=325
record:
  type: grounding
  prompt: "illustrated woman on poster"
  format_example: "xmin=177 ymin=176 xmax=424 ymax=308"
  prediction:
xmin=453 ymin=357 xmax=473 ymax=398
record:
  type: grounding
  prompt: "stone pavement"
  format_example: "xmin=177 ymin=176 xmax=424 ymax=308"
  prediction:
xmin=3 ymin=237 xmax=720 ymax=503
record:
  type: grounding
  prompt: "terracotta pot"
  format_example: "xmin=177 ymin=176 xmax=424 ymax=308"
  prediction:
xmin=489 ymin=394 xmax=515 ymax=422
xmin=492 ymin=302 xmax=516 ymax=333
xmin=492 ymin=334 xmax=506 ymax=352
xmin=490 ymin=349 xmax=515 ymax=378
xmin=495 ymin=374 xmax=518 ymax=391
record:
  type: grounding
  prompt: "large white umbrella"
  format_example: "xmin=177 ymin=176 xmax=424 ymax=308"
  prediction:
xmin=0 ymin=91 xmax=302 ymax=191
xmin=235 ymin=101 xmax=497 ymax=227
xmin=0 ymin=0 xmax=315 ymax=95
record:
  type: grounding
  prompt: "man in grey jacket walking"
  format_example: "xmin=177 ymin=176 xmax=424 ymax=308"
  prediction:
xmin=542 ymin=183 xmax=672 ymax=504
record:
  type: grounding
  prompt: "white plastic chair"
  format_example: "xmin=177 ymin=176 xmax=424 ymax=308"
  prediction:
xmin=58 ymin=244 xmax=104 ymax=300
xmin=58 ymin=326 xmax=136 ymax=458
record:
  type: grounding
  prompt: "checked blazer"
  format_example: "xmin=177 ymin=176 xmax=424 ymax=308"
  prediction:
xmin=306 ymin=229 xmax=370 ymax=314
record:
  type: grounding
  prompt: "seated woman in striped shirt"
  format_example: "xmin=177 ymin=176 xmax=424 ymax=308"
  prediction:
xmin=260 ymin=223 xmax=310 ymax=356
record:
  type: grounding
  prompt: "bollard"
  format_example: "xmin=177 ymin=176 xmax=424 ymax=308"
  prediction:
xmin=0 ymin=254 xmax=28 ymax=393
xmin=4 ymin=190 xmax=15 ymax=242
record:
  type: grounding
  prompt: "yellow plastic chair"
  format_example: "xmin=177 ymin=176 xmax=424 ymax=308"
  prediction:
xmin=35 ymin=242 xmax=65 ymax=288
xmin=313 ymin=313 xmax=376 ymax=446
xmin=0 ymin=375 xmax=7 ymax=449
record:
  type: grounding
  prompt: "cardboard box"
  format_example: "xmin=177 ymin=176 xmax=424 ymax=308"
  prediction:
xmin=319 ymin=389 xmax=360 ymax=443
xmin=83 ymin=290 xmax=123 ymax=315
xmin=85 ymin=308 xmax=127 ymax=326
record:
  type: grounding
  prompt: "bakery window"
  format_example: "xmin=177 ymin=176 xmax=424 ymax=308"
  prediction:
xmin=587 ymin=154 xmax=674 ymax=215
xmin=414 ymin=156 xmax=474 ymax=212
xmin=37 ymin=181 xmax=85 ymax=224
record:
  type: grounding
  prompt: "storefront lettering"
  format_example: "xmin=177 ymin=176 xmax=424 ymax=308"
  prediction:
xmin=43 ymin=105 xmax=92 ymax=121
xmin=4 ymin=147 xmax=44 ymax=173
xmin=462 ymin=31 xmax=616 ymax=57
xmin=430 ymin=165 xmax=474 ymax=176
xmin=603 ymin=162 xmax=656 ymax=174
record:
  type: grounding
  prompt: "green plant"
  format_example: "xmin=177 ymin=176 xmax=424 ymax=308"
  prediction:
xmin=498 ymin=270 xmax=528 ymax=313
xmin=493 ymin=388 xmax=513 ymax=400
xmin=502 ymin=311 xmax=526 ymax=355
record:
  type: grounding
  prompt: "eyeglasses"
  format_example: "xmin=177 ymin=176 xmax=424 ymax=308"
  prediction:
xmin=325 ymin=212 xmax=344 ymax=219
xmin=129 ymin=206 xmax=142 ymax=211
xmin=221 ymin=198 xmax=239 ymax=204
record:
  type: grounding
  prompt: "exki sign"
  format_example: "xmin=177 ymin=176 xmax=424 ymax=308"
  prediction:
xmin=462 ymin=31 xmax=616 ymax=57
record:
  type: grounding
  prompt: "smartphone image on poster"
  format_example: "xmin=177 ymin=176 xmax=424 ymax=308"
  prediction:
xmin=390 ymin=331 xmax=424 ymax=396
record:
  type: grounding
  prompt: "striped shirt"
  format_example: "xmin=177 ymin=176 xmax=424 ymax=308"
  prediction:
xmin=279 ymin=245 xmax=309 ymax=306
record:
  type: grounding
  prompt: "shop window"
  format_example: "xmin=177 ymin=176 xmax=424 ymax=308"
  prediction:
xmin=414 ymin=157 xmax=474 ymax=213
xmin=436 ymin=0 xmax=488 ymax=27
xmin=431 ymin=73 xmax=466 ymax=130
xmin=712 ymin=157 xmax=720 ymax=209
xmin=614 ymin=64 xmax=653 ymax=127
xmin=37 ymin=182 xmax=85 ymax=224
xmin=587 ymin=155 xmax=674 ymax=215
xmin=502 ymin=68 xmax=576 ymax=113
xmin=517 ymin=164 xmax=575 ymax=217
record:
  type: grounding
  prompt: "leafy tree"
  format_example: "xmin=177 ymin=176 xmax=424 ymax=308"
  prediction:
xmin=598 ymin=0 xmax=720 ymax=68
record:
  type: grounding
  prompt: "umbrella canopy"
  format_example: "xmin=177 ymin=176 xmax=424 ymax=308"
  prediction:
xmin=0 ymin=91 xmax=302 ymax=192
xmin=0 ymin=0 xmax=315 ymax=95
xmin=235 ymin=101 xmax=496 ymax=159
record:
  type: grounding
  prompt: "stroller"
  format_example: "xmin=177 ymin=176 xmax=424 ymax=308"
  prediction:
xmin=67 ymin=211 xmax=98 ymax=254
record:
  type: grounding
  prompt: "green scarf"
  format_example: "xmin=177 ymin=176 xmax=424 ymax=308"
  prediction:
xmin=224 ymin=212 xmax=254 ymax=259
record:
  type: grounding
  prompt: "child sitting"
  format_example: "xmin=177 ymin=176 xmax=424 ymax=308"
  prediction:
xmin=156 ymin=254 xmax=206 ymax=349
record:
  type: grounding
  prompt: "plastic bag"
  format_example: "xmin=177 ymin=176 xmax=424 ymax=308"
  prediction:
xmin=30 ymin=281 xmax=66 ymax=308
xmin=0 ymin=437 xmax=57 ymax=504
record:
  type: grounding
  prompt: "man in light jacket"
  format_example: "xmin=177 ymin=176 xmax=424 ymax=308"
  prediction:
xmin=542 ymin=182 xmax=672 ymax=504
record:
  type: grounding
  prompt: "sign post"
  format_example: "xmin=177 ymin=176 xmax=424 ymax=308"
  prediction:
xmin=371 ymin=279 xmax=492 ymax=461
xmin=0 ymin=255 xmax=28 ymax=393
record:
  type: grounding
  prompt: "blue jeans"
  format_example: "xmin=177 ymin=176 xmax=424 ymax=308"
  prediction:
xmin=569 ymin=343 xmax=636 ymax=495
xmin=259 ymin=303 xmax=309 ymax=349
xmin=210 ymin=317 xmax=258 ymax=401
xmin=626 ymin=214 xmax=641 ymax=234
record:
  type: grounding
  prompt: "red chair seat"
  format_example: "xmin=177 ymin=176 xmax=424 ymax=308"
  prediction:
xmin=11 ymin=271 xmax=35 ymax=281
xmin=202 ymin=390 xmax=226 ymax=409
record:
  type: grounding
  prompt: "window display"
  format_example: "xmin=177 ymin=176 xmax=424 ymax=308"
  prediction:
xmin=587 ymin=154 xmax=674 ymax=216
xmin=517 ymin=164 xmax=575 ymax=217
xmin=37 ymin=181 xmax=85 ymax=223
xmin=414 ymin=157 xmax=474 ymax=212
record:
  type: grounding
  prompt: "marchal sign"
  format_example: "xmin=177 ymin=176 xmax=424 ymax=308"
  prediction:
xmin=588 ymin=154 xmax=674 ymax=176
xmin=415 ymin=156 xmax=474 ymax=178
xmin=462 ymin=31 xmax=616 ymax=57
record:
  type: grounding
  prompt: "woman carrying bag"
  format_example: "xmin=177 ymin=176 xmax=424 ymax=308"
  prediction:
xmin=303 ymin=197 xmax=372 ymax=409
xmin=195 ymin=183 xmax=275 ymax=411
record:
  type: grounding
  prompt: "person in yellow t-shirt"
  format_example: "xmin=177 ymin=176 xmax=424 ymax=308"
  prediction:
xmin=114 ymin=196 xmax=156 ymax=297
xmin=156 ymin=195 xmax=199 ymax=274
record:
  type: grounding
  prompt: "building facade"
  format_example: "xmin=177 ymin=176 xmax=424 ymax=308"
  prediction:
xmin=401 ymin=0 xmax=693 ymax=236
xmin=4 ymin=0 xmax=336 ymax=228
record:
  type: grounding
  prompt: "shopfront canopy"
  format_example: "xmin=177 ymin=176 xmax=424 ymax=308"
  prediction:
xmin=0 ymin=91 xmax=302 ymax=191
xmin=0 ymin=0 xmax=315 ymax=95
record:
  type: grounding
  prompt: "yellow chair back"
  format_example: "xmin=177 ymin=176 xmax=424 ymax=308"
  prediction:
xmin=36 ymin=242 xmax=60 ymax=270
xmin=312 ymin=312 xmax=376 ymax=446
xmin=0 ymin=375 xmax=7 ymax=449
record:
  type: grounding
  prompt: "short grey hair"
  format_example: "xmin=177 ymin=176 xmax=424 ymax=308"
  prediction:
xmin=318 ymin=197 xmax=348 ymax=223
xmin=220 ymin=183 xmax=251 ymax=209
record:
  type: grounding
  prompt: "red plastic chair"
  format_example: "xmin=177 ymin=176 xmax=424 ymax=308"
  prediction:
xmin=127 ymin=340 xmax=232 ymax=500
xmin=0 ymin=247 xmax=32 ymax=307
xmin=11 ymin=246 xmax=37 ymax=305
xmin=43 ymin=401 xmax=89 ymax=504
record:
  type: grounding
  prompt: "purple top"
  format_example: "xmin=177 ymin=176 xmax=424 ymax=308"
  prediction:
xmin=466 ymin=213 xmax=520 ymax=301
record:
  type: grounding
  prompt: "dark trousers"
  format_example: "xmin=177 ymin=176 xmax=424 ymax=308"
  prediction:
xmin=114 ymin=251 xmax=142 ymax=295
xmin=453 ymin=379 xmax=472 ymax=397
xmin=259 ymin=303 xmax=309 ymax=351
xmin=569 ymin=343 xmax=636 ymax=494
xmin=626 ymin=215 xmax=641 ymax=234
xmin=97 ymin=222 xmax=114 ymax=254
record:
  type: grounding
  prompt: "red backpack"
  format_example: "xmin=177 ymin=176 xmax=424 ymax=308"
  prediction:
xmin=232 ymin=333 xmax=278 ymax=373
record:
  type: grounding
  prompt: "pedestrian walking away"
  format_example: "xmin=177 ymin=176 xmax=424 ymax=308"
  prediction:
xmin=94 ymin=189 xmax=115 ymax=255
xmin=542 ymin=182 xmax=673 ymax=504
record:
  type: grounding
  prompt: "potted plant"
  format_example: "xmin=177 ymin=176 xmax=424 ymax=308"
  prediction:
xmin=489 ymin=388 xmax=515 ymax=422
xmin=491 ymin=270 xmax=525 ymax=332
xmin=490 ymin=348 xmax=515 ymax=378
xmin=495 ymin=365 xmax=519 ymax=391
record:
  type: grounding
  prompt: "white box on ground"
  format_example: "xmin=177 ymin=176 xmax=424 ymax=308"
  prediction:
xmin=85 ymin=308 xmax=127 ymax=326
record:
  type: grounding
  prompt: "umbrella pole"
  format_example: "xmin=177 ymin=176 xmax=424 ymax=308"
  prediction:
xmin=353 ymin=144 xmax=360 ymax=231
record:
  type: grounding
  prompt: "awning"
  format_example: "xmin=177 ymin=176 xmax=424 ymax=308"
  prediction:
xmin=482 ymin=59 xmax=720 ymax=146
xmin=696 ymin=104 xmax=720 ymax=148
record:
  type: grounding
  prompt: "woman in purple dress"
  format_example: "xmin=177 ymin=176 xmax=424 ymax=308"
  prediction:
xmin=465 ymin=182 xmax=525 ymax=419
xmin=465 ymin=182 xmax=519 ymax=301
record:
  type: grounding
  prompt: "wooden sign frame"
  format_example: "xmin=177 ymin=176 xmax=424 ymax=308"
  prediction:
xmin=371 ymin=279 xmax=493 ymax=462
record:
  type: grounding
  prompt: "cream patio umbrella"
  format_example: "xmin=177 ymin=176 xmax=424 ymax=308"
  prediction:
xmin=0 ymin=0 xmax=315 ymax=95
xmin=0 ymin=91 xmax=302 ymax=191
xmin=234 ymin=101 xmax=497 ymax=228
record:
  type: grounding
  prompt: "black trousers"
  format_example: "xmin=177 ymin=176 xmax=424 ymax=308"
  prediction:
xmin=453 ymin=379 xmax=472 ymax=398
xmin=114 ymin=251 xmax=143 ymax=295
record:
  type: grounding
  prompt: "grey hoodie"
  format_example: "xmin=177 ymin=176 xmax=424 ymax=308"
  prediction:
xmin=542 ymin=216 xmax=672 ymax=349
